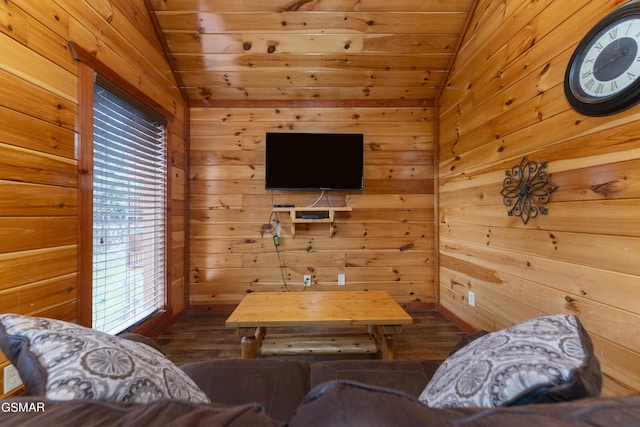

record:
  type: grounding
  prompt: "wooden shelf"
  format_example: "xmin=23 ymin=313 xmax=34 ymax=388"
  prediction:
xmin=272 ymin=206 xmax=352 ymax=237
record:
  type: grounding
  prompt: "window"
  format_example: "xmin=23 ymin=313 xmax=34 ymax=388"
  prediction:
xmin=92 ymin=78 xmax=167 ymax=334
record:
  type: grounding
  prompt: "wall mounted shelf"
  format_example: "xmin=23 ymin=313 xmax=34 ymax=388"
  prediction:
xmin=272 ymin=206 xmax=352 ymax=237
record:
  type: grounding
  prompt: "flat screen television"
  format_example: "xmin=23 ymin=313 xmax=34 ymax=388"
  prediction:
xmin=265 ymin=132 xmax=364 ymax=191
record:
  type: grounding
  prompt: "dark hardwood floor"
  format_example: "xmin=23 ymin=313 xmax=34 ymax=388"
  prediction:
xmin=155 ymin=310 xmax=466 ymax=366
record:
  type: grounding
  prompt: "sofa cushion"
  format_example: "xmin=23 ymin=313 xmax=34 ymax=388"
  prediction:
xmin=419 ymin=314 xmax=601 ymax=408
xmin=0 ymin=314 xmax=210 ymax=404
xmin=310 ymin=360 xmax=440 ymax=397
xmin=180 ymin=358 xmax=309 ymax=423
xmin=290 ymin=381 xmax=640 ymax=427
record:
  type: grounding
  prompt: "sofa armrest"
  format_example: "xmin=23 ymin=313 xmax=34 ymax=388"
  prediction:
xmin=118 ymin=332 xmax=165 ymax=354
xmin=180 ymin=358 xmax=309 ymax=423
xmin=0 ymin=397 xmax=281 ymax=427
xmin=449 ymin=330 xmax=489 ymax=355
xmin=290 ymin=381 xmax=640 ymax=427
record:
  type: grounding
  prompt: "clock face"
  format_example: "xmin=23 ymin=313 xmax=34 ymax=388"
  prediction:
xmin=565 ymin=2 xmax=640 ymax=116
xmin=576 ymin=18 xmax=640 ymax=100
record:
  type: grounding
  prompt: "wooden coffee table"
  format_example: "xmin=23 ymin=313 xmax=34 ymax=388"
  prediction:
xmin=225 ymin=291 xmax=413 ymax=360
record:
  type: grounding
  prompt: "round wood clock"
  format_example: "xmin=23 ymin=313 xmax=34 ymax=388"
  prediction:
xmin=565 ymin=1 xmax=640 ymax=116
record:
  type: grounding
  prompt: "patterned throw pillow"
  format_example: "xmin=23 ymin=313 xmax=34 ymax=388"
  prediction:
xmin=0 ymin=314 xmax=210 ymax=404
xmin=419 ymin=314 xmax=601 ymax=407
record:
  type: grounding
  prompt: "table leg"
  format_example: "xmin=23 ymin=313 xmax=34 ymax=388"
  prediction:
xmin=237 ymin=327 xmax=266 ymax=358
xmin=373 ymin=325 xmax=403 ymax=360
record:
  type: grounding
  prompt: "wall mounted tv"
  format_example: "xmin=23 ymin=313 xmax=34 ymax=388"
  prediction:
xmin=265 ymin=132 xmax=364 ymax=191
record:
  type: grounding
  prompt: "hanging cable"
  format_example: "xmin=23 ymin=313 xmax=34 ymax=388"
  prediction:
xmin=269 ymin=193 xmax=289 ymax=291
xmin=308 ymin=190 xmax=325 ymax=208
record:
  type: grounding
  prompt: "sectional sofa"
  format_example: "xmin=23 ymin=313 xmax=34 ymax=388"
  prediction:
xmin=0 ymin=313 xmax=638 ymax=426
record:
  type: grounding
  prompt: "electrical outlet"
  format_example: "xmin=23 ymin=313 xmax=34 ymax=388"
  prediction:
xmin=468 ymin=290 xmax=476 ymax=307
xmin=4 ymin=364 xmax=23 ymax=394
xmin=337 ymin=274 xmax=345 ymax=286
xmin=303 ymin=275 xmax=311 ymax=286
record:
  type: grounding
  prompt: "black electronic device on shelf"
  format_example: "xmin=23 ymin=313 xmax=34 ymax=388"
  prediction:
xmin=299 ymin=212 xmax=329 ymax=219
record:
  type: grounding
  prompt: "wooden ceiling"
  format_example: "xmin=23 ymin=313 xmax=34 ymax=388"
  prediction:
xmin=146 ymin=0 xmax=476 ymax=106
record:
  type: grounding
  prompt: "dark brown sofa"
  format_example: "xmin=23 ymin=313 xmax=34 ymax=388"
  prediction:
xmin=1 ymin=358 xmax=639 ymax=426
xmin=1 ymin=313 xmax=638 ymax=426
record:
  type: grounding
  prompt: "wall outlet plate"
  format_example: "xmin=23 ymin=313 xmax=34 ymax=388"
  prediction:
xmin=338 ymin=274 xmax=345 ymax=285
xmin=468 ymin=290 xmax=476 ymax=307
xmin=303 ymin=275 xmax=311 ymax=286
xmin=4 ymin=364 xmax=23 ymax=394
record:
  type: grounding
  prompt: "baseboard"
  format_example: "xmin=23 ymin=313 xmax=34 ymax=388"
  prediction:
xmin=163 ymin=303 xmax=476 ymax=338
xmin=188 ymin=301 xmax=436 ymax=314
xmin=189 ymin=304 xmax=237 ymax=314
xmin=400 ymin=301 xmax=434 ymax=312
xmin=435 ymin=303 xmax=477 ymax=334
xmin=192 ymin=302 xmax=437 ymax=314
xmin=132 ymin=310 xmax=186 ymax=338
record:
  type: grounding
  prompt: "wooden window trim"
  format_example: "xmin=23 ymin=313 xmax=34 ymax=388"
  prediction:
xmin=73 ymin=41 xmax=173 ymax=333
xmin=70 ymin=42 xmax=174 ymax=122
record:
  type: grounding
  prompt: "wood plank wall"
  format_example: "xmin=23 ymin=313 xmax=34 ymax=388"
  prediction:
xmin=0 ymin=0 xmax=186 ymax=397
xmin=438 ymin=0 xmax=639 ymax=396
xmin=189 ymin=106 xmax=435 ymax=309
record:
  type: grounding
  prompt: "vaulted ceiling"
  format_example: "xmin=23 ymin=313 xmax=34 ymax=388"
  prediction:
xmin=146 ymin=0 xmax=476 ymax=106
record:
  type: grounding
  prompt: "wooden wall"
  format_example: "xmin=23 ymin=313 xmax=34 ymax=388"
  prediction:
xmin=438 ymin=0 xmax=639 ymax=395
xmin=0 ymin=0 xmax=186 ymax=396
xmin=189 ymin=106 xmax=435 ymax=309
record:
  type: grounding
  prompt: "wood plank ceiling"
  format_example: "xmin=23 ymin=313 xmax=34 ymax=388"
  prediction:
xmin=146 ymin=0 xmax=476 ymax=106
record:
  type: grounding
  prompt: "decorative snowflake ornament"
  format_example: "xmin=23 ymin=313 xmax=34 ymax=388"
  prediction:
xmin=500 ymin=157 xmax=558 ymax=224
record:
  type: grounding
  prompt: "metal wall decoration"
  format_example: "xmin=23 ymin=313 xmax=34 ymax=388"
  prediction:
xmin=500 ymin=157 xmax=558 ymax=224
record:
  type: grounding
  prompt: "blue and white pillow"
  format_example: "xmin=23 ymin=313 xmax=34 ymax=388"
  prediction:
xmin=0 ymin=314 xmax=210 ymax=404
xmin=419 ymin=314 xmax=601 ymax=407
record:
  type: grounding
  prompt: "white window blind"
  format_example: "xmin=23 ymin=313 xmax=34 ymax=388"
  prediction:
xmin=92 ymin=79 xmax=167 ymax=334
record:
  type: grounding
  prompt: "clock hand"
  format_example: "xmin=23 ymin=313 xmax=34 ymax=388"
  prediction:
xmin=594 ymin=57 xmax=618 ymax=73
xmin=594 ymin=41 xmax=628 ymax=73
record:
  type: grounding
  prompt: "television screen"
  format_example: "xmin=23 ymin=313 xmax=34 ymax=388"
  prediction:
xmin=265 ymin=132 xmax=364 ymax=191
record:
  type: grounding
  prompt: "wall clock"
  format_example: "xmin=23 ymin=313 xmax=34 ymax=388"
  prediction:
xmin=565 ymin=0 xmax=640 ymax=116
